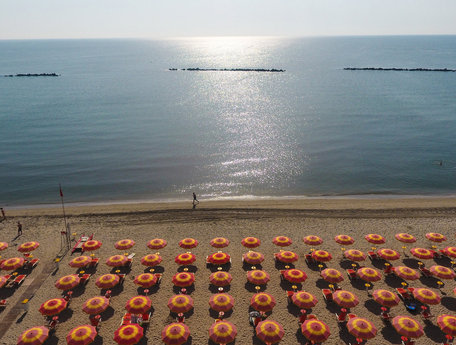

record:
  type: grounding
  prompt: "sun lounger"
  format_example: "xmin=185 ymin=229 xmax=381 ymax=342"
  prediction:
xmin=140 ymin=312 xmax=151 ymax=326
xmin=47 ymin=316 xmax=59 ymax=332
xmin=0 ymin=299 xmax=7 ymax=308
xmin=368 ymin=251 xmax=378 ymax=260
xmin=322 ymin=289 xmax=333 ymax=302
xmin=90 ymin=314 xmax=102 ymax=330
xmin=396 ymin=288 xmax=412 ymax=300
xmin=305 ymin=254 xmax=314 ymax=265
xmin=7 ymin=274 xmax=26 ymax=288
xmin=79 ymin=274 xmax=91 ymax=285
xmin=121 ymin=313 xmax=132 ymax=326
xmin=117 ymin=274 xmax=126 ymax=285
xmin=154 ymin=273 xmax=162 ymax=284
xmin=336 ymin=308 xmax=348 ymax=324
xmin=72 ymin=233 xmax=94 ymax=253
xmin=286 ymin=290 xmax=294 ymax=303
xmin=177 ymin=313 xmax=185 ymax=323
xmin=443 ymin=335 xmax=454 ymax=345
xmin=104 ymin=290 xmax=112 ymax=299
xmin=380 ymin=307 xmax=392 ymax=322
xmin=418 ymin=266 xmax=431 ymax=277
xmin=63 ymin=291 xmax=73 ymax=303
xmin=420 ymin=305 xmax=433 ymax=320
xmin=89 ymin=258 xmax=99 ymax=268
xmin=346 ymin=269 xmax=357 ymax=280
xmin=26 ymin=258 xmax=39 ymax=269
xmin=401 ymin=336 xmax=415 ymax=345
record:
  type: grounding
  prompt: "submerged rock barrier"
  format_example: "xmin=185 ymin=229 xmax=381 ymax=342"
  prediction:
xmin=3 ymin=73 xmax=60 ymax=77
xmin=169 ymin=68 xmax=285 ymax=72
xmin=344 ymin=67 xmax=456 ymax=72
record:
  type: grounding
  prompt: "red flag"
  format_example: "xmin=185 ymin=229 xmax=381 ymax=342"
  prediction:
xmin=59 ymin=185 xmax=63 ymax=197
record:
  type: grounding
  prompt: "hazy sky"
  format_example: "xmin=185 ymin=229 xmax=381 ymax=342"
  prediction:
xmin=1 ymin=0 xmax=456 ymax=39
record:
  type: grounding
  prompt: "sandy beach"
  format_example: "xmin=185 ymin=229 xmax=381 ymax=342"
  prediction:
xmin=1 ymin=197 xmax=455 ymax=345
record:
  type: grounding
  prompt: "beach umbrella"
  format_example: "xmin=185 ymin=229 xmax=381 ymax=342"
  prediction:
xmin=115 ymin=239 xmax=135 ymax=250
xmin=426 ymin=232 xmax=447 ymax=243
xmin=209 ymin=293 xmax=235 ymax=312
xmin=303 ymin=235 xmax=323 ymax=246
xmin=243 ymin=251 xmax=265 ymax=265
xmin=437 ymin=314 xmax=456 ymax=337
xmin=272 ymin=236 xmax=292 ymax=247
xmin=247 ymin=270 xmax=270 ymax=285
xmin=0 ymin=242 xmax=8 ymax=251
xmin=209 ymin=321 xmax=237 ymax=345
xmin=106 ymin=254 xmax=128 ymax=267
xmin=321 ymin=268 xmax=344 ymax=283
xmin=134 ymin=273 xmax=158 ymax=288
xmin=172 ymin=272 xmax=195 ymax=287
xmin=147 ymin=238 xmax=167 ymax=250
xmin=82 ymin=296 xmax=110 ymax=315
xmin=39 ymin=298 xmax=67 ymax=316
xmin=210 ymin=237 xmax=230 ymax=248
xmin=1 ymin=257 xmax=25 ymax=270
xmin=275 ymin=250 xmax=299 ymax=263
xmin=174 ymin=253 xmax=196 ymax=266
xmin=114 ymin=324 xmax=143 ymax=345
xmin=95 ymin=274 xmax=120 ymax=289
xmin=292 ymin=291 xmax=318 ymax=309
xmin=430 ymin=265 xmax=456 ymax=280
xmin=209 ymin=271 xmax=233 ymax=286
xmin=207 ymin=252 xmax=231 ymax=265
xmin=161 ymin=323 xmax=190 ymax=345
xmin=0 ymin=276 xmax=8 ymax=288
xmin=395 ymin=233 xmax=416 ymax=243
xmin=357 ymin=267 xmax=382 ymax=282
xmin=17 ymin=326 xmax=49 ymax=345
xmin=333 ymin=290 xmax=360 ymax=308
xmin=344 ymin=249 xmax=366 ymax=262
xmin=312 ymin=250 xmax=332 ymax=262
xmin=69 ymin=256 xmax=92 ymax=268
xmin=365 ymin=234 xmax=385 ymax=245
xmin=372 ymin=289 xmax=400 ymax=307
xmin=335 ymin=235 xmax=354 ymax=245
xmin=256 ymin=320 xmax=284 ymax=344
xmin=66 ymin=325 xmax=97 ymax=345
xmin=301 ymin=319 xmax=330 ymax=343
xmin=347 ymin=317 xmax=377 ymax=340
xmin=55 ymin=274 xmax=80 ymax=290
xmin=167 ymin=294 xmax=194 ymax=314
xmin=410 ymin=248 xmax=434 ymax=260
xmin=282 ymin=269 xmax=308 ymax=283
xmin=241 ymin=237 xmax=261 ymax=248
xmin=141 ymin=253 xmax=162 ymax=267
xmin=443 ymin=246 xmax=456 ymax=258
xmin=82 ymin=240 xmax=102 ymax=252
xmin=394 ymin=266 xmax=420 ymax=281
xmin=412 ymin=288 xmax=441 ymax=305
xmin=125 ymin=295 xmax=152 ymax=315
xmin=18 ymin=241 xmax=39 ymax=253
xmin=377 ymin=248 xmax=401 ymax=261
xmin=179 ymin=238 xmax=198 ymax=249
xmin=392 ymin=316 xmax=424 ymax=339
xmin=251 ymin=292 xmax=276 ymax=312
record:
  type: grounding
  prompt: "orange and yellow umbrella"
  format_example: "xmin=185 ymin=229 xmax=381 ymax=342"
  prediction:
xmin=275 ymin=250 xmax=299 ymax=263
xmin=125 ymin=295 xmax=152 ymax=315
xmin=377 ymin=248 xmax=400 ymax=261
xmin=410 ymin=247 xmax=434 ymax=260
xmin=209 ymin=293 xmax=235 ymax=312
xmin=272 ymin=236 xmax=292 ymax=247
xmin=395 ymin=233 xmax=416 ymax=243
xmin=347 ymin=317 xmax=377 ymax=340
xmin=292 ymin=291 xmax=318 ymax=309
xmin=167 ymin=294 xmax=194 ymax=314
xmin=365 ymin=234 xmax=385 ymax=244
xmin=247 ymin=270 xmax=270 ymax=285
xmin=250 ymin=292 xmax=276 ymax=312
xmin=1 ymin=257 xmax=25 ymax=270
xmin=162 ymin=323 xmax=190 ymax=345
xmin=82 ymin=296 xmax=110 ymax=315
xmin=0 ymin=276 xmax=8 ymax=288
xmin=256 ymin=320 xmax=284 ymax=344
xmin=134 ymin=273 xmax=158 ymax=288
xmin=437 ymin=314 xmax=456 ymax=337
xmin=0 ymin=242 xmax=8 ymax=251
xmin=39 ymin=298 xmax=67 ymax=316
xmin=333 ymin=290 xmax=360 ymax=308
xmin=241 ymin=237 xmax=261 ymax=248
xmin=82 ymin=240 xmax=102 ymax=252
xmin=17 ymin=326 xmax=49 ymax=345
xmin=301 ymin=319 xmax=330 ymax=343
xmin=412 ymin=288 xmax=441 ymax=305
xmin=66 ymin=325 xmax=97 ymax=345
xmin=114 ymin=324 xmax=143 ymax=345
xmin=443 ymin=246 xmax=456 ymax=258
xmin=18 ymin=241 xmax=39 ymax=253
xmin=95 ymin=274 xmax=120 ymax=289
xmin=392 ymin=316 xmax=424 ymax=339
xmin=394 ymin=266 xmax=420 ymax=280
xmin=283 ymin=269 xmax=308 ymax=283
xmin=357 ymin=267 xmax=382 ymax=282
xmin=303 ymin=235 xmax=323 ymax=246
xmin=312 ymin=250 xmax=332 ymax=262
xmin=209 ymin=271 xmax=233 ymax=287
xmin=344 ymin=249 xmax=366 ymax=262
xmin=335 ymin=235 xmax=354 ymax=245
xmin=174 ymin=253 xmax=196 ymax=266
xmin=147 ymin=238 xmax=167 ymax=250
xmin=426 ymin=232 xmax=447 ymax=243
xmin=207 ymin=252 xmax=231 ymax=265
xmin=69 ymin=256 xmax=92 ymax=268
xmin=172 ymin=272 xmax=195 ymax=287
xmin=106 ymin=254 xmax=128 ymax=267
xmin=372 ymin=289 xmax=400 ymax=307
xmin=430 ymin=265 xmax=456 ymax=280
xmin=141 ymin=253 xmax=162 ymax=267
xmin=55 ymin=274 xmax=80 ymax=290
xmin=179 ymin=238 xmax=198 ymax=249
xmin=210 ymin=237 xmax=230 ymax=248
xmin=243 ymin=251 xmax=264 ymax=265
xmin=321 ymin=268 xmax=344 ymax=283
xmin=115 ymin=239 xmax=135 ymax=250
xmin=209 ymin=321 xmax=237 ymax=345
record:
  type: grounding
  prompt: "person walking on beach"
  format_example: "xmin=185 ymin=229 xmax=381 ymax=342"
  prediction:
xmin=17 ymin=221 xmax=22 ymax=236
xmin=0 ymin=207 xmax=5 ymax=221
xmin=192 ymin=192 xmax=199 ymax=209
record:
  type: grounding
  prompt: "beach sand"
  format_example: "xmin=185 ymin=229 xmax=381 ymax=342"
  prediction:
xmin=1 ymin=198 xmax=455 ymax=344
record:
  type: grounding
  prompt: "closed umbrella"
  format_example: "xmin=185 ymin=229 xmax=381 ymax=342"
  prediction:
xmin=115 ymin=239 xmax=135 ymax=250
xmin=209 ymin=321 xmax=237 ymax=345
xmin=161 ymin=323 xmax=190 ymax=345
xmin=282 ymin=269 xmax=307 ymax=283
xmin=347 ymin=317 xmax=377 ymax=340
xmin=210 ymin=237 xmax=230 ymax=248
xmin=243 ymin=251 xmax=264 ymax=265
xmin=39 ymin=298 xmax=67 ymax=316
xmin=392 ymin=316 xmax=424 ymax=339
xmin=167 ymin=294 xmax=194 ymax=314
xmin=209 ymin=293 xmax=235 ymax=312
xmin=241 ymin=237 xmax=261 ymax=248
xmin=301 ymin=319 xmax=330 ymax=343
xmin=114 ymin=324 xmax=143 ymax=345
xmin=256 ymin=320 xmax=284 ymax=344
xmin=179 ymin=238 xmax=198 ymax=249
xmin=172 ymin=272 xmax=195 ymax=287
xmin=66 ymin=325 xmax=97 ymax=345
xmin=332 ymin=290 xmax=359 ymax=308
xmin=209 ymin=271 xmax=233 ymax=287
xmin=82 ymin=296 xmax=110 ymax=315
xmin=17 ymin=326 xmax=49 ymax=345
xmin=141 ymin=254 xmax=162 ymax=267
xmin=250 ymin=292 xmax=276 ymax=312
xmin=272 ymin=236 xmax=292 ymax=247
xmin=95 ymin=274 xmax=120 ymax=289
xmin=147 ymin=238 xmax=167 ymax=250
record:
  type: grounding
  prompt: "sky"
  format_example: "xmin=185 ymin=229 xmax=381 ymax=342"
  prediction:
xmin=1 ymin=0 xmax=456 ymax=39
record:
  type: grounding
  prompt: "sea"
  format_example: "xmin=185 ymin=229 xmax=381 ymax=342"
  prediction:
xmin=1 ymin=36 xmax=456 ymax=207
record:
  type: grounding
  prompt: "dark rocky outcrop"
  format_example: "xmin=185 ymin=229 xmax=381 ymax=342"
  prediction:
xmin=3 ymin=73 xmax=60 ymax=77
xmin=169 ymin=68 xmax=285 ymax=72
xmin=344 ymin=67 xmax=456 ymax=72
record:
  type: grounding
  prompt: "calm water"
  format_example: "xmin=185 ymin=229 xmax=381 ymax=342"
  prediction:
xmin=1 ymin=36 xmax=456 ymax=206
